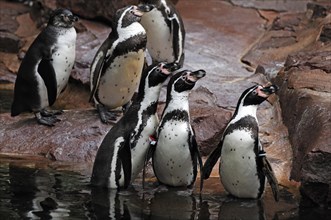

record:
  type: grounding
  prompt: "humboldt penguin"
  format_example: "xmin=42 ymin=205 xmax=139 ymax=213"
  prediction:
xmin=139 ymin=0 xmax=185 ymax=68
xmin=202 ymin=84 xmax=279 ymax=201
xmin=150 ymin=69 xmax=206 ymax=188
xmin=11 ymin=8 xmax=78 ymax=126
xmin=91 ymin=62 xmax=176 ymax=189
xmin=90 ymin=5 xmax=153 ymax=123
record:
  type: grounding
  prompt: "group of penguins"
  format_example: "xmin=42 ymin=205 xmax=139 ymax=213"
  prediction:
xmin=10 ymin=0 xmax=279 ymax=202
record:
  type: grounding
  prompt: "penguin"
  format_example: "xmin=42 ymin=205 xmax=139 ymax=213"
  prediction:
xmin=91 ymin=62 xmax=176 ymax=189
xmin=139 ymin=0 xmax=185 ymax=68
xmin=11 ymin=8 xmax=78 ymax=126
xmin=202 ymin=84 xmax=280 ymax=201
xmin=149 ymin=69 xmax=206 ymax=188
xmin=90 ymin=5 xmax=153 ymax=124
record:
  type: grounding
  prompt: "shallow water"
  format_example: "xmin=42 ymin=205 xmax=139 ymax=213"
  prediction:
xmin=0 ymin=155 xmax=328 ymax=220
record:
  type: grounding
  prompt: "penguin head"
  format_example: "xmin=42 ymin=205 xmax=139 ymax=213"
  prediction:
xmin=239 ymin=84 xmax=279 ymax=107
xmin=136 ymin=62 xmax=174 ymax=100
xmin=140 ymin=62 xmax=175 ymax=89
xmin=168 ymin=69 xmax=206 ymax=94
xmin=48 ymin=8 xmax=78 ymax=28
xmin=114 ymin=5 xmax=154 ymax=28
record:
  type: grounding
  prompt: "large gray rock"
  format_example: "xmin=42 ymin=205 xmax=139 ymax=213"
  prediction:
xmin=274 ymin=49 xmax=331 ymax=208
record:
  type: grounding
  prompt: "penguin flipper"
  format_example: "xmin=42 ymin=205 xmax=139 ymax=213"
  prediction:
xmin=190 ymin=133 xmax=204 ymax=193
xmin=118 ymin=140 xmax=132 ymax=189
xmin=261 ymin=156 xmax=280 ymax=202
xmin=38 ymin=58 xmax=57 ymax=106
xmin=142 ymin=138 xmax=157 ymax=189
xmin=89 ymin=41 xmax=109 ymax=102
xmin=202 ymin=140 xmax=223 ymax=180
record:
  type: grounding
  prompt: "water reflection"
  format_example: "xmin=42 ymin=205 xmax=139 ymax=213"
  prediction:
xmin=1 ymin=162 xmax=90 ymax=219
xmin=1 ymin=158 xmax=326 ymax=220
xmin=148 ymin=188 xmax=198 ymax=219
xmin=219 ymin=199 xmax=265 ymax=220
xmin=90 ymin=187 xmax=145 ymax=219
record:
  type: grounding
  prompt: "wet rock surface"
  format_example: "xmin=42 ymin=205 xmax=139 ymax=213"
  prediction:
xmin=0 ymin=0 xmax=330 ymax=208
xmin=274 ymin=49 xmax=331 ymax=208
xmin=0 ymin=110 xmax=110 ymax=163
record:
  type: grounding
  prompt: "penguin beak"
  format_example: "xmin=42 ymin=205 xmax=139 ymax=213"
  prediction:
xmin=186 ymin=70 xmax=206 ymax=83
xmin=163 ymin=62 xmax=180 ymax=72
xmin=133 ymin=5 xmax=154 ymax=17
xmin=69 ymin=15 xmax=79 ymax=22
xmin=260 ymin=84 xmax=278 ymax=95
xmin=65 ymin=14 xmax=78 ymax=23
xmin=137 ymin=4 xmax=154 ymax=13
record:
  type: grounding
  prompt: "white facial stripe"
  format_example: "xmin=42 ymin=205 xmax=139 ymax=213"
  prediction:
xmin=230 ymin=86 xmax=258 ymax=125
xmin=161 ymin=0 xmax=171 ymax=14
xmin=105 ymin=9 xmax=146 ymax=60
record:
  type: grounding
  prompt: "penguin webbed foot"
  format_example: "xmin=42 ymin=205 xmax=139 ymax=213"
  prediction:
xmin=97 ymin=104 xmax=120 ymax=124
xmin=40 ymin=109 xmax=63 ymax=117
xmin=35 ymin=112 xmax=61 ymax=127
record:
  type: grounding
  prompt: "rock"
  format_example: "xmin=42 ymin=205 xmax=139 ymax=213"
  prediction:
xmin=274 ymin=49 xmax=331 ymax=207
xmin=230 ymin=0 xmax=310 ymax=12
xmin=241 ymin=6 xmax=331 ymax=78
xmin=56 ymin=0 xmax=138 ymax=22
xmin=56 ymin=0 xmax=179 ymax=23
xmin=0 ymin=32 xmax=22 ymax=53
xmin=71 ymin=19 xmax=111 ymax=86
xmin=319 ymin=23 xmax=331 ymax=43
xmin=0 ymin=110 xmax=112 ymax=163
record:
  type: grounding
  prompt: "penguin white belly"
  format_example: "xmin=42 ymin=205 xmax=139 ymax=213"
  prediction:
xmin=153 ymin=120 xmax=194 ymax=186
xmin=131 ymin=114 xmax=158 ymax=180
xmin=220 ymin=130 xmax=260 ymax=198
xmin=141 ymin=10 xmax=174 ymax=62
xmin=52 ymin=28 xmax=76 ymax=97
xmin=97 ymin=50 xmax=145 ymax=108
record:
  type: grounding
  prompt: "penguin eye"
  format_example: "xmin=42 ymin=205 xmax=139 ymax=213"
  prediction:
xmin=156 ymin=68 xmax=161 ymax=72
xmin=251 ymin=90 xmax=257 ymax=96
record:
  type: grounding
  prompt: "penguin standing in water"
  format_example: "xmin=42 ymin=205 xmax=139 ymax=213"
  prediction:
xmin=202 ymin=84 xmax=279 ymax=201
xmin=11 ymin=8 xmax=78 ymax=126
xmin=139 ymin=0 xmax=185 ymax=68
xmin=150 ymin=69 xmax=206 ymax=188
xmin=91 ymin=62 xmax=176 ymax=189
xmin=90 ymin=5 xmax=153 ymax=123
